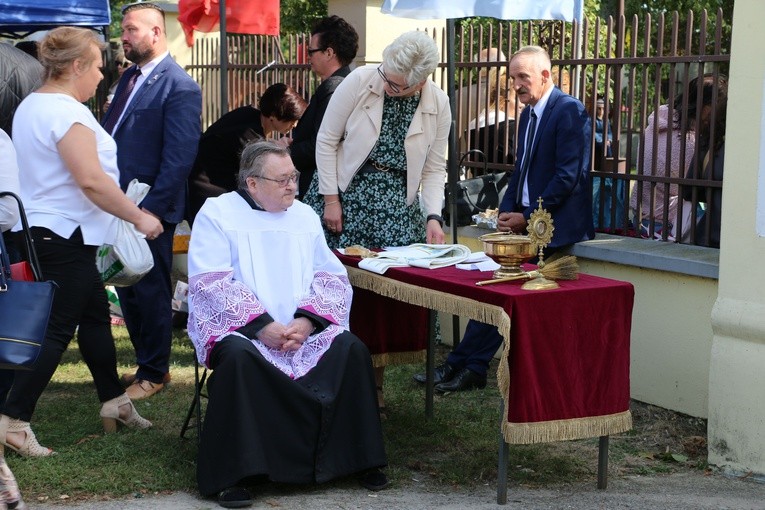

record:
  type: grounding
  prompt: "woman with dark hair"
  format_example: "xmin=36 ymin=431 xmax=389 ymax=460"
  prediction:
xmin=630 ymin=74 xmax=727 ymax=240
xmin=683 ymin=76 xmax=728 ymax=247
xmin=187 ymin=83 xmax=308 ymax=222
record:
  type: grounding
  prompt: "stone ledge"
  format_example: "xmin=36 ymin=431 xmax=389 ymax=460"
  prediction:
xmin=447 ymin=227 xmax=719 ymax=280
xmin=568 ymin=233 xmax=719 ymax=279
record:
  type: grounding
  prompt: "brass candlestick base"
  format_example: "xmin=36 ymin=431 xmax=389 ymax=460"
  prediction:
xmin=521 ymin=275 xmax=559 ymax=290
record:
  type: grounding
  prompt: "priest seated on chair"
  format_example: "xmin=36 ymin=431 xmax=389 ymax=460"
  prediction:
xmin=187 ymin=140 xmax=388 ymax=509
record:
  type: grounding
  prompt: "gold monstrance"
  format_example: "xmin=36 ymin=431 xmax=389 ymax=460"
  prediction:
xmin=522 ymin=197 xmax=557 ymax=290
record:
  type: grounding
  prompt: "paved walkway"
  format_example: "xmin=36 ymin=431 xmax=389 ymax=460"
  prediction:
xmin=31 ymin=470 xmax=765 ymax=509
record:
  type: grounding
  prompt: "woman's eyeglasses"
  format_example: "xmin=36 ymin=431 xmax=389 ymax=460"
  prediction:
xmin=255 ymin=171 xmax=300 ymax=187
xmin=377 ymin=65 xmax=410 ymax=94
xmin=116 ymin=61 xmax=131 ymax=69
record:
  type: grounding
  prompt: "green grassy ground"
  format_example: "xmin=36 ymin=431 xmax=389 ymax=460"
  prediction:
xmin=6 ymin=327 xmax=707 ymax=504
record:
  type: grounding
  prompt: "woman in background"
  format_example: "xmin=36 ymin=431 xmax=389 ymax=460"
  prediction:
xmin=1 ymin=27 xmax=161 ymax=457
xmin=683 ymin=76 xmax=728 ymax=247
xmin=187 ymin=83 xmax=307 ymax=222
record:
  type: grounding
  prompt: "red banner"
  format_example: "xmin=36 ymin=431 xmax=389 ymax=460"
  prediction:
xmin=178 ymin=0 xmax=280 ymax=47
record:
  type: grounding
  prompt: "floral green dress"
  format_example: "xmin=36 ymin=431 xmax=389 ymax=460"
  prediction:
xmin=303 ymin=92 xmax=432 ymax=367
xmin=303 ymin=92 xmax=426 ymax=249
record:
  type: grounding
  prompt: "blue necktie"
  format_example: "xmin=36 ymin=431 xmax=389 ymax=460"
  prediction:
xmin=515 ymin=109 xmax=537 ymax=206
xmin=103 ymin=66 xmax=140 ymax=134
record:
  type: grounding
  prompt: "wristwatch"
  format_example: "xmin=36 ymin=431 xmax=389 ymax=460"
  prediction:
xmin=426 ymin=214 xmax=444 ymax=227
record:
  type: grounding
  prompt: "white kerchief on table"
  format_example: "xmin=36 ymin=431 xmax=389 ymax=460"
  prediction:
xmin=343 ymin=243 xmax=472 ymax=274
xmin=456 ymin=251 xmax=501 ymax=272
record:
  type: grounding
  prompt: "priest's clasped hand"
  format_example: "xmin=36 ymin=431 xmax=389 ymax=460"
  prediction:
xmin=257 ymin=317 xmax=315 ymax=351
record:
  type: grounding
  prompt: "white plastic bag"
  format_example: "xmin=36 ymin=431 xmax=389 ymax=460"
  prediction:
xmin=171 ymin=280 xmax=189 ymax=313
xmin=96 ymin=179 xmax=154 ymax=286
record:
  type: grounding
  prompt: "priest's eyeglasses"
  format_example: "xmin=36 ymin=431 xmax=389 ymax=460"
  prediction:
xmin=255 ymin=171 xmax=300 ymax=187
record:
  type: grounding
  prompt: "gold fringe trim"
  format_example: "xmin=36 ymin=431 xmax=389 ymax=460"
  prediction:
xmin=346 ymin=267 xmax=511 ymax=340
xmin=345 ymin=265 xmax=512 ymax=405
xmin=345 ymin=266 xmax=631 ymax=447
xmin=501 ymin=410 xmax=633 ymax=445
xmin=372 ymin=350 xmax=426 ymax=368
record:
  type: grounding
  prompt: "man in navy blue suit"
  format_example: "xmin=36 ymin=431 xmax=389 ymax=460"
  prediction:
xmin=102 ymin=2 xmax=202 ymax=399
xmin=414 ymin=45 xmax=594 ymax=393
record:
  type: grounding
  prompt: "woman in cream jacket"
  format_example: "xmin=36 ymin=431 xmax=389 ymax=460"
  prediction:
xmin=304 ymin=30 xmax=451 ymax=411
xmin=308 ymin=30 xmax=450 ymax=247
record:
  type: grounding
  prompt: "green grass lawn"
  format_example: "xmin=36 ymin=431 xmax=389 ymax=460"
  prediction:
xmin=7 ymin=327 xmax=705 ymax=504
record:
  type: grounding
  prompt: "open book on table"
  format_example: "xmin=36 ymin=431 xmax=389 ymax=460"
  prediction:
xmin=353 ymin=243 xmax=472 ymax=275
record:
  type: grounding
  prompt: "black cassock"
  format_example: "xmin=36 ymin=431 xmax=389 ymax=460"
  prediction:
xmin=197 ymin=333 xmax=387 ymax=496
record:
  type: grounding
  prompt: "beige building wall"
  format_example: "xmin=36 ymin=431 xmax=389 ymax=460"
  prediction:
xmin=154 ymin=1 xmax=205 ymax=69
xmin=706 ymin=0 xmax=765 ymax=478
xmin=329 ymin=0 xmax=446 ymax=65
xmin=577 ymin=261 xmax=717 ymax=418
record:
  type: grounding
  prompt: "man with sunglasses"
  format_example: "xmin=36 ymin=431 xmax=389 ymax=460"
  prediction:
xmin=102 ymin=45 xmax=132 ymax=113
xmin=290 ymin=15 xmax=358 ymax=198
xmin=102 ymin=1 xmax=202 ymax=401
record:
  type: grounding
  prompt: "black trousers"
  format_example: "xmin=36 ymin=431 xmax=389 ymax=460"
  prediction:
xmin=116 ymin=221 xmax=175 ymax=383
xmin=197 ymin=333 xmax=387 ymax=497
xmin=2 ymin=227 xmax=123 ymax=421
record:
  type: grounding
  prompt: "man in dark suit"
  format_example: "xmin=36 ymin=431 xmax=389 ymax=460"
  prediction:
xmin=414 ymin=45 xmax=593 ymax=393
xmin=291 ymin=15 xmax=358 ymax=198
xmin=102 ymin=2 xmax=202 ymax=400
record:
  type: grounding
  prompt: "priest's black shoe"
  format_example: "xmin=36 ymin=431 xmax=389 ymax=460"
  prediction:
xmin=412 ymin=362 xmax=456 ymax=385
xmin=434 ymin=368 xmax=486 ymax=393
xmin=217 ymin=486 xmax=253 ymax=508
xmin=358 ymin=468 xmax=390 ymax=491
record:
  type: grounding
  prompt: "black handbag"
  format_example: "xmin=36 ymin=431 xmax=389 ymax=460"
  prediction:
xmin=443 ymin=150 xmax=509 ymax=227
xmin=0 ymin=191 xmax=56 ymax=370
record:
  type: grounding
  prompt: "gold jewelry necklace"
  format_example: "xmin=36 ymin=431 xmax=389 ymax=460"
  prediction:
xmin=46 ymin=83 xmax=76 ymax=99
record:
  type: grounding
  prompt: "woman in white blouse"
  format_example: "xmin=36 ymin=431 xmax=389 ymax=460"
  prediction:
xmin=0 ymin=27 xmax=163 ymax=458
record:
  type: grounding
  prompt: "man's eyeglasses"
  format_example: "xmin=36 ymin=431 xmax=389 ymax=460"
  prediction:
xmin=377 ymin=65 xmax=410 ymax=94
xmin=306 ymin=47 xmax=327 ymax=56
xmin=255 ymin=171 xmax=300 ymax=187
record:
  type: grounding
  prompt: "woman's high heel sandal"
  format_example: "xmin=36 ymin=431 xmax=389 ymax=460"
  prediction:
xmin=0 ymin=415 xmax=55 ymax=457
xmin=0 ymin=456 xmax=26 ymax=509
xmin=99 ymin=394 xmax=152 ymax=433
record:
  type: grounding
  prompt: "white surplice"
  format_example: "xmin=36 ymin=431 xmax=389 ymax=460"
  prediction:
xmin=187 ymin=191 xmax=352 ymax=378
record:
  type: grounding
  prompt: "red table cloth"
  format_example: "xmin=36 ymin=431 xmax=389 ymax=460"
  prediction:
xmin=336 ymin=252 xmax=634 ymax=445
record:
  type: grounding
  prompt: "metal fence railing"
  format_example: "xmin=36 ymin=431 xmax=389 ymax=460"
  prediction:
xmin=187 ymin=9 xmax=730 ymax=247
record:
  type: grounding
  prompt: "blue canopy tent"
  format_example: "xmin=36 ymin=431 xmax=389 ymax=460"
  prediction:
xmin=0 ymin=0 xmax=111 ymax=38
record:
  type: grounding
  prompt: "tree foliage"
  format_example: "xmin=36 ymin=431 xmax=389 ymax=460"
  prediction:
xmin=599 ymin=0 xmax=733 ymax=54
xmin=280 ymin=0 xmax=328 ymax=34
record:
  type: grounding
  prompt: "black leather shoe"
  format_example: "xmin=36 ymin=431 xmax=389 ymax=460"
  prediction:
xmin=217 ymin=486 xmax=253 ymax=508
xmin=358 ymin=468 xmax=389 ymax=491
xmin=412 ymin=362 xmax=456 ymax=385
xmin=434 ymin=368 xmax=487 ymax=393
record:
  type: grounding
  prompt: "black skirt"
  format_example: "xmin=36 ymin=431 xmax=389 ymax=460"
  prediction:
xmin=196 ymin=333 xmax=387 ymax=497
